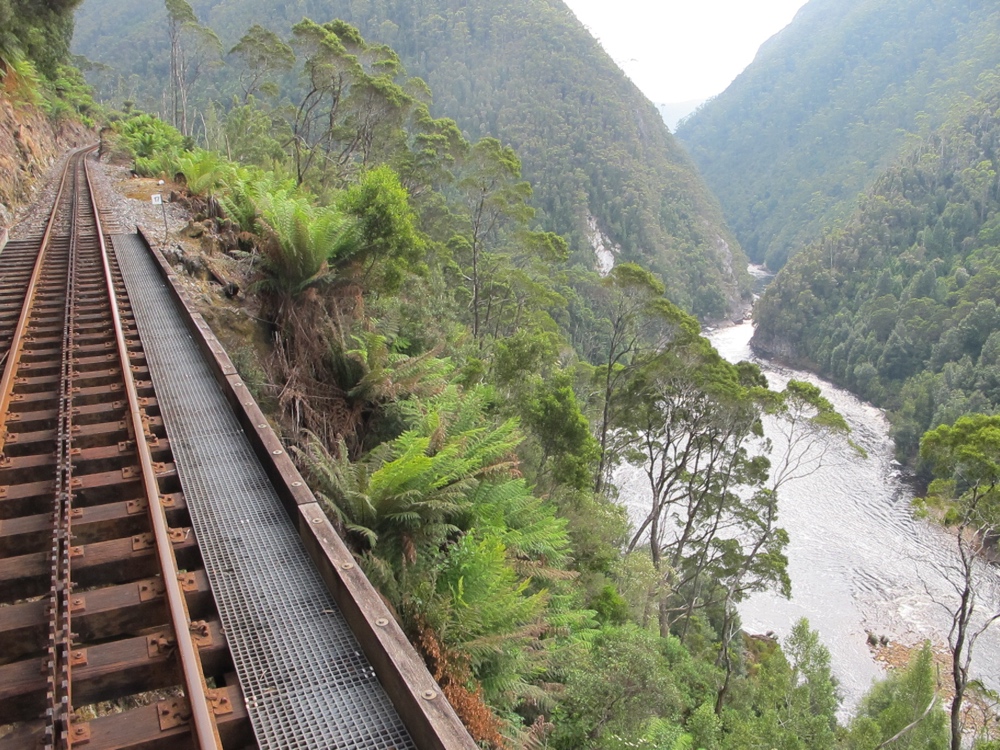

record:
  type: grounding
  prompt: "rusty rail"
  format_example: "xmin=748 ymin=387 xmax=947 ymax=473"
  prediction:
xmin=0 ymin=153 xmax=73 ymax=459
xmin=84 ymin=155 xmax=222 ymax=748
xmin=47 ymin=146 xmax=81 ymax=749
xmin=0 ymin=149 xmax=245 ymax=749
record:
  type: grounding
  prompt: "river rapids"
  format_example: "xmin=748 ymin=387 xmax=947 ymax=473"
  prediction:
xmin=614 ymin=279 xmax=1000 ymax=713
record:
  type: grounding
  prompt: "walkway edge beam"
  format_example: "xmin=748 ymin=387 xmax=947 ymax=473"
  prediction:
xmin=134 ymin=225 xmax=477 ymax=750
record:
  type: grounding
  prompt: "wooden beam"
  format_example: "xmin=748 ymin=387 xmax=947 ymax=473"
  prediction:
xmin=0 ymin=620 xmax=229 ymax=724
xmin=0 ymin=493 xmax=188 ymax=556
xmin=0 ymin=569 xmax=213 ymax=664
xmin=0 ymin=684 xmax=251 ymax=750
xmin=0 ymin=525 xmax=199 ymax=602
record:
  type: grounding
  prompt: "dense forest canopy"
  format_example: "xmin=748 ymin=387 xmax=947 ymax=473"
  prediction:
xmin=753 ymin=80 xmax=1000 ymax=467
xmin=0 ymin=0 xmax=83 ymax=77
xmin=678 ymin=0 xmax=1000 ymax=272
xmin=71 ymin=0 xmax=750 ymax=319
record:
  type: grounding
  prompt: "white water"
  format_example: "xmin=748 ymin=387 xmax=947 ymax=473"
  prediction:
xmin=614 ymin=317 xmax=1000 ymax=712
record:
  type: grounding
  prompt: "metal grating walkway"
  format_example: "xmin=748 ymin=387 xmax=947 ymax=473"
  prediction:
xmin=110 ymin=233 xmax=416 ymax=750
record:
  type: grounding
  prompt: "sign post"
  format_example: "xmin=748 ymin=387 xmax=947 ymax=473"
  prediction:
xmin=151 ymin=193 xmax=167 ymax=244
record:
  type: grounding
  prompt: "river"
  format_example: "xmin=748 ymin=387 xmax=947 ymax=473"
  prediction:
xmin=614 ymin=302 xmax=1000 ymax=713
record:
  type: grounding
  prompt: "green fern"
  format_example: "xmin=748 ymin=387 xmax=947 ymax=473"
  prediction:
xmin=435 ymin=531 xmax=550 ymax=709
xmin=174 ymin=148 xmax=230 ymax=197
xmin=2 ymin=58 xmax=42 ymax=105
xmin=113 ymin=113 xmax=185 ymax=159
xmin=464 ymin=480 xmax=571 ymax=579
xmin=345 ymin=331 xmax=451 ymax=404
xmin=133 ymin=151 xmax=179 ymax=179
xmin=216 ymin=165 xmax=291 ymax=232
xmin=253 ymin=188 xmax=360 ymax=303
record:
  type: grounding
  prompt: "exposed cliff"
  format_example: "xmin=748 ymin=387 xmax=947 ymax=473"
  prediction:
xmin=0 ymin=94 xmax=92 ymax=239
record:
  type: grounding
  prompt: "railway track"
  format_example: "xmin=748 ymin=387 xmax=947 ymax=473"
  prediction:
xmin=0 ymin=148 xmax=249 ymax=749
xmin=0 ymin=147 xmax=476 ymax=750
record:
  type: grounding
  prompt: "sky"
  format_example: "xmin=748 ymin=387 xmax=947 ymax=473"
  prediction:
xmin=562 ymin=0 xmax=809 ymax=104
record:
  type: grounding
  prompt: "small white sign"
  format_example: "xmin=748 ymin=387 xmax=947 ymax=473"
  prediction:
xmin=151 ymin=194 xmax=163 ymax=205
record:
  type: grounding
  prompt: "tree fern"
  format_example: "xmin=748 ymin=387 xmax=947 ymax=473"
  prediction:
xmin=173 ymin=148 xmax=233 ymax=196
xmin=297 ymin=428 xmax=470 ymax=565
xmin=346 ymin=331 xmax=451 ymax=403
xmin=253 ymin=188 xmax=360 ymax=304
xmin=464 ymin=479 xmax=571 ymax=578
xmin=436 ymin=531 xmax=550 ymax=709
xmin=133 ymin=151 xmax=179 ymax=179
xmin=217 ymin=165 xmax=295 ymax=232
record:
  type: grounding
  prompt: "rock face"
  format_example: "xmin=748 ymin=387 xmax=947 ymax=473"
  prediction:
xmin=749 ymin=327 xmax=801 ymax=364
xmin=587 ymin=215 xmax=619 ymax=277
xmin=0 ymin=94 xmax=91 ymax=222
xmin=710 ymin=233 xmax=749 ymax=322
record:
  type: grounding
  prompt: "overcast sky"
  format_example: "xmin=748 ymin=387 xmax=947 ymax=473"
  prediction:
xmin=562 ymin=0 xmax=809 ymax=104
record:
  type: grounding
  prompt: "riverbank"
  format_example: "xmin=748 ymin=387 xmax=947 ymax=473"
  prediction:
xmin=616 ymin=317 xmax=1000 ymax=715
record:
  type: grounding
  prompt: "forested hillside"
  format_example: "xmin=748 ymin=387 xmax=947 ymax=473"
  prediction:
xmin=2 ymin=1 xmax=989 ymax=746
xmin=1 ymin=0 xmax=82 ymax=77
xmin=754 ymin=80 xmax=1000 ymax=464
xmin=71 ymin=0 xmax=749 ymax=319
xmin=678 ymin=0 xmax=1000 ymax=271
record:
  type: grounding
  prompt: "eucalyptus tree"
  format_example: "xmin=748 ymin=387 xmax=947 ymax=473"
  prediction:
xmin=455 ymin=137 xmax=533 ymax=342
xmin=164 ymin=0 xmax=195 ymax=131
xmin=228 ymin=24 xmax=295 ymax=102
xmin=593 ymin=263 xmax=700 ymax=492
xmin=712 ymin=378 xmax=851 ymax=711
xmin=164 ymin=0 xmax=221 ymax=136
xmin=613 ymin=335 xmax=856 ymax=713
xmin=614 ymin=339 xmax=776 ymax=638
xmin=288 ymin=19 xmax=415 ymax=189
xmin=920 ymin=414 xmax=1000 ymax=750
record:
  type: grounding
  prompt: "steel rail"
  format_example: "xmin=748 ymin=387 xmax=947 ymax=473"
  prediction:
xmin=45 ymin=151 xmax=82 ymax=750
xmin=0 ymin=152 xmax=75 ymax=459
xmin=82 ymin=153 xmax=222 ymax=749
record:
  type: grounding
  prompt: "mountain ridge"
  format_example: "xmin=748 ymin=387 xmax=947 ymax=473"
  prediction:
xmin=73 ymin=0 xmax=750 ymax=319
xmin=752 ymin=81 xmax=1000 ymax=462
xmin=678 ymin=0 xmax=1000 ymax=271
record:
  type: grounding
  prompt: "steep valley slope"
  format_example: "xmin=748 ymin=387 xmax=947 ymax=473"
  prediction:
xmin=678 ymin=0 xmax=1000 ymax=272
xmin=72 ymin=0 xmax=750 ymax=319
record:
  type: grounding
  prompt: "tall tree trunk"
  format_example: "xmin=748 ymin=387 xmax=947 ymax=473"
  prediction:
xmin=169 ymin=28 xmax=180 ymax=130
xmin=595 ymin=362 xmax=614 ymax=493
xmin=650 ymin=515 xmax=671 ymax=638
xmin=950 ymin=581 xmax=971 ymax=750
xmin=715 ymin=596 xmax=736 ymax=714
xmin=950 ymin=682 xmax=964 ymax=750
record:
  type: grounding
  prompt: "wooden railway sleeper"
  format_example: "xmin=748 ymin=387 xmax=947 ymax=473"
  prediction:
xmin=85 ymin=152 xmax=223 ymax=749
xmin=0 ymin=149 xmax=227 ymax=749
